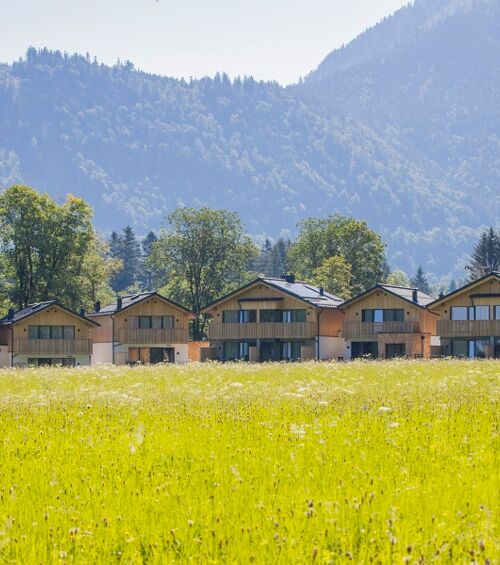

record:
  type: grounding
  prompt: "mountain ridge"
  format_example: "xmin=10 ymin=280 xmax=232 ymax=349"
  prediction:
xmin=1 ymin=0 xmax=499 ymax=279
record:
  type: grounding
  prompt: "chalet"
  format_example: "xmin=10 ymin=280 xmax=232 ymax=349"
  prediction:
xmin=0 ymin=301 xmax=99 ymax=367
xmin=87 ymin=292 xmax=193 ymax=365
xmin=340 ymin=285 xmax=438 ymax=359
xmin=428 ymin=272 xmax=500 ymax=358
xmin=202 ymin=275 xmax=345 ymax=362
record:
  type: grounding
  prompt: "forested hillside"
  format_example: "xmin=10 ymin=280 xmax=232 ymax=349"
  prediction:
xmin=0 ymin=0 xmax=498 ymax=278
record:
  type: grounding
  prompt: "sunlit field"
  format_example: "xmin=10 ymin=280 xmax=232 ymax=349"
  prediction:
xmin=0 ymin=361 xmax=498 ymax=563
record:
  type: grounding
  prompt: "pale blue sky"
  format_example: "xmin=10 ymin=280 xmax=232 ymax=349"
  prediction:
xmin=2 ymin=0 xmax=407 ymax=84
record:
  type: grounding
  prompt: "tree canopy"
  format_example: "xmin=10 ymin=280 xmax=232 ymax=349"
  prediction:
xmin=148 ymin=208 xmax=258 ymax=339
xmin=288 ymin=215 xmax=386 ymax=296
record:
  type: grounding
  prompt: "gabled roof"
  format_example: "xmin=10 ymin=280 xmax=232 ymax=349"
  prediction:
xmin=202 ymin=277 xmax=343 ymax=312
xmin=340 ymin=284 xmax=435 ymax=310
xmin=0 ymin=300 xmax=100 ymax=326
xmin=88 ymin=291 xmax=192 ymax=316
xmin=427 ymin=271 xmax=500 ymax=309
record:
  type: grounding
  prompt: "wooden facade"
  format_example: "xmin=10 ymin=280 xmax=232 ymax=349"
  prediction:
xmin=87 ymin=293 xmax=192 ymax=365
xmin=0 ymin=303 xmax=97 ymax=366
xmin=341 ymin=287 xmax=438 ymax=359
xmin=429 ymin=273 xmax=500 ymax=358
xmin=203 ymin=279 xmax=345 ymax=362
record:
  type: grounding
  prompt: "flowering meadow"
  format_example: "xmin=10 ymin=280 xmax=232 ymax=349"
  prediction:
xmin=0 ymin=361 xmax=498 ymax=563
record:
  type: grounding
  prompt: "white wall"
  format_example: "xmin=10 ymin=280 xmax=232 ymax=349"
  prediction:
xmin=0 ymin=346 xmax=10 ymax=368
xmin=318 ymin=336 xmax=347 ymax=361
xmin=91 ymin=342 xmax=114 ymax=366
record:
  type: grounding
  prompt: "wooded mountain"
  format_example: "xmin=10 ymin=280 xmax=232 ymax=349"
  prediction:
xmin=0 ymin=0 xmax=498 ymax=278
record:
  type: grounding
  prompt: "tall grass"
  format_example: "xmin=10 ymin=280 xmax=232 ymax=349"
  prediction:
xmin=0 ymin=360 xmax=498 ymax=563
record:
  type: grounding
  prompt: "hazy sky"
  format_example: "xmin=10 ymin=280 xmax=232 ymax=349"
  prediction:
xmin=2 ymin=0 xmax=408 ymax=84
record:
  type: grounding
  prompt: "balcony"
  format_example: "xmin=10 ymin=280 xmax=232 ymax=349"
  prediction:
xmin=118 ymin=328 xmax=188 ymax=345
xmin=208 ymin=322 xmax=316 ymax=341
xmin=437 ymin=320 xmax=500 ymax=338
xmin=14 ymin=339 xmax=92 ymax=355
xmin=343 ymin=321 xmax=420 ymax=339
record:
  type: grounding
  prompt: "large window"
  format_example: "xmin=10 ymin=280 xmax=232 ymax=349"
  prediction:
xmin=452 ymin=339 xmax=491 ymax=358
xmin=28 ymin=326 xmax=75 ymax=340
xmin=138 ymin=316 xmax=174 ymax=330
xmin=451 ymin=306 xmax=490 ymax=320
xmin=494 ymin=306 xmax=500 ymax=320
xmin=259 ymin=309 xmax=306 ymax=323
xmin=362 ymin=309 xmax=404 ymax=322
xmin=223 ymin=341 xmax=256 ymax=361
xmin=280 ymin=342 xmax=304 ymax=361
xmin=28 ymin=358 xmax=75 ymax=367
xmin=222 ymin=310 xmax=257 ymax=324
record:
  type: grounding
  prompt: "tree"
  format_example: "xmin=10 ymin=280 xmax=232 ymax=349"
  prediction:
xmin=466 ymin=227 xmax=500 ymax=280
xmin=288 ymin=215 xmax=386 ymax=295
xmin=148 ymin=208 xmax=258 ymax=340
xmin=109 ymin=226 xmax=142 ymax=291
xmin=448 ymin=279 xmax=457 ymax=293
xmin=385 ymin=270 xmax=411 ymax=287
xmin=411 ymin=266 xmax=431 ymax=294
xmin=311 ymin=256 xmax=352 ymax=299
xmin=0 ymin=185 xmax=113 ymax=310
xmin=140 ymin=231 xmax=158 ymax=291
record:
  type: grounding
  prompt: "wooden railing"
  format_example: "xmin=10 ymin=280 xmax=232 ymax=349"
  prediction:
xmin=208 ymin=322 xmax=316 ymax=340
xmin=437 ymin=320 xmax=500 ymax=338
xmin=14 ymin=339 xmax=92 ymax=355
xmin=342 ymin=321 xmax=420 ymax=339
xmin=118 ymin=328 xmax=188 ymax=344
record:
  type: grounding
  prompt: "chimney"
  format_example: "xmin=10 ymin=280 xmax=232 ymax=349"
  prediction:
xmin=116 ymin=297 xmax=123 ymax=310
xmin=94 ymin=300 xmax=101 ymax=313
xmin=7 ymin=308 xmax=15 ymax=320
xmin=319 ymin=287 xmax=325 ymax=296
xmin=80 ymin=307 xmax=85 ymax=317
xmin=285 ymin=274 xmax=296 ymax=284
xmin=439 ymin=292 xmax=445 ymax=299
xmin=412 ymin=289 xmax=418 ymax=303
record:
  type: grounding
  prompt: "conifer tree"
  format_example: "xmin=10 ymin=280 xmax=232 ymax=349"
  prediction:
xmin=411 ymin=266 xmax=431 ymax=294
xmin=466 ymin=227 xmax=500 ymax=280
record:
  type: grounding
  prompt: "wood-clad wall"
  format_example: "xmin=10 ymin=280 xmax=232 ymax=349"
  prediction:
xmin=431 ymin=277 xmax=500 ymax=317
xmin=13 ymin=306 xmax=94 ymax=346
xmin=88 ymin=297 xmax=191 ymax=344
xmin=343 ymin=290 xmax=437 ymax=335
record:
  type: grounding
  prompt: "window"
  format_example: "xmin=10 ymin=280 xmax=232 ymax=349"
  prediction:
xmin=473 ymin=306 xmax=489 ymax=320
xmin=385 ymin=343 xmax=406 ymax=359
xmin=28 ymin=326 xmax=75 ymax=340
xmin=495 ymin=306 xmax=500 ymax=320
xmin=451 ymin=340 xmax=468 ymax=357
xmin=222 ymin=310 xmax=256 ymax=323
xmin=362 ymin=309 xmax=404 ymax=322
xmin=260 ymin=310 xmax=282 ymax=323
xmin=451 ymin=306 xmax=490 ymax=320
xmin=451 ymin=307 xmax=468 ymax=321
xmin=452 ymin=339 xmax=491 ymax=359
xmin=222 ymin=341 xmax=256 ymax=361
xmin=28 ymin=358 xmax=75 ymax=367
xmin=259 ymin=309 xmax=306 ymax=323
xmin=280 ymin=342 xmax=304 ymax=361
xmin=138 ymin=316 xmax=174 ymax=329
xmin=494 ymin=338 xmax=500 ymax=359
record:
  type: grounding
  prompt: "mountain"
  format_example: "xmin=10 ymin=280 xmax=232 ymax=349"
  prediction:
xmin=0 ymin=0 xmax=499 ymax=279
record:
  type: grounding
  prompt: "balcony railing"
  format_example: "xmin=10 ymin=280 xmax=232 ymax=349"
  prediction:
xmin=14 ymin=339 xmax=92 ymax=355
xmin=343 ymin=321 xmax=420 ymax=339
xmin=437 ymin=319 xmax=500 ymax=338
xmin=208 ymin=322 xmax=316 ymax=341
xmin=118 ymin=328 xmax=188 ymax=345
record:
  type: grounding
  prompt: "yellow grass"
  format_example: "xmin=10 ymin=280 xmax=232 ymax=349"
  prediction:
xmin=0 ymin=360 xmax=499 ymax=563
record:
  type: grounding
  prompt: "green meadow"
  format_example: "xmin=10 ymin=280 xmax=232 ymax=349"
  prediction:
xmin=0 ymin=361 xmax=498 ymax=563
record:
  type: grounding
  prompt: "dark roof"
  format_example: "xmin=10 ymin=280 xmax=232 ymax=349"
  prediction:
xmin=340 ymin=284 xmax=434 ymax=310
xmin=88 ymin=291 xmax=192 ymax=316
xmin=202 ymin=277 xmax=343 ymax=311
xmin=0 ymin=301 xmax=100 ymax=326
xmin=427 ymin=271 xmax=500 ymax=308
